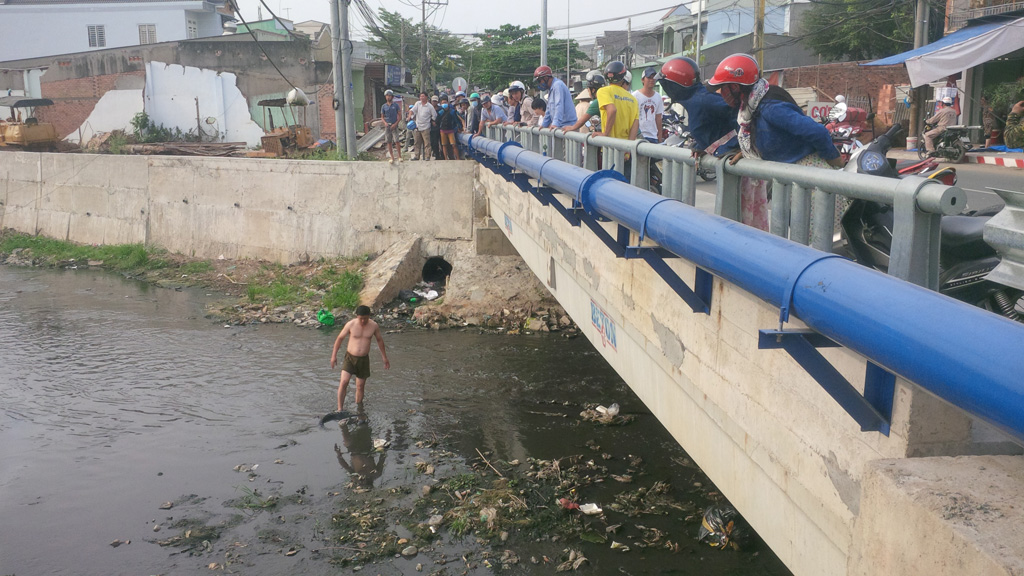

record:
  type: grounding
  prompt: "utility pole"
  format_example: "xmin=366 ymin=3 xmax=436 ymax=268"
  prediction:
xmin=910 ymin=0 xmax=929 ymax=139
xmin=695 ymin=0 xmax=703 ymax=72
xmin=753 ymin=0 xmax=765 ymax=73
xmin=626 ymin=18 xmax=632 ymax=67
xmin=419 ymin=0 xmax=447 ymax=93
xmin=541 ymin=0 xmax=548 ymax=66
xmin=566 ymin=0 xmax=571 ymax=84
xmin=330 ymin=0 xmax=347 ymax=157
xmin=420 ymin=0 xmax=427 ymax=92
xmin=340 ymin=0 xmax=357 ymax=159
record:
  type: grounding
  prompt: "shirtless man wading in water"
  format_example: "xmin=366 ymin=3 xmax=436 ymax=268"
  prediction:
xmin=330 ymin=305 xmax=390 ymax=411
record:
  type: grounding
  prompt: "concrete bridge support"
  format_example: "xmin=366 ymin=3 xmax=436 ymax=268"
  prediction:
xmin=474 ymin=167 xmax=1024 ymax=576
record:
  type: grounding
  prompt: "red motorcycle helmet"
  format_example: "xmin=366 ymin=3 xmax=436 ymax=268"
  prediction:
xmin=660 ymin=57 xmax=700 ymax=88
xmin=533 ymin=65 xmax=553 ymax=80
xmin=658 ymin=57 xmax=701 ymax=102
xmin=707 ymin=53 xmax=760 ymax=86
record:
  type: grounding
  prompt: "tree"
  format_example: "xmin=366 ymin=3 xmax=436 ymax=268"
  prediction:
xmin=801 ymin=0 xmax=945 ymax=61
xmin=363 ymin=8 xmax=469 ymax=91
xmin=465 ymin=24 xmax=589 ymax=91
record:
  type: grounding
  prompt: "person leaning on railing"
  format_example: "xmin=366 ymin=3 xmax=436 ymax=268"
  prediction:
xmin=476 ymin=94 xmax=508 ymax=136
xmin=534 ymin=65 xmax=578 ymax=130
xmin=562 ymin=71 xmax=606 ymax=134
xmin=658 ymin=56 xmax=738 ymax=160
xmin=707 ymin=53 xmax=841 ymax=231
xmin=1005 ymin=101 xmax=1024 ymax=149
xmin=592 ymin=61 xmax=639 ymax=141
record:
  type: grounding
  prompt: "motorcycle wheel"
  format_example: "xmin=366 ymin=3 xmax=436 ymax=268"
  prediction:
xmin=917 ymin=144 xmax=929 ymax=160
xmin=950 ymin=141 xmax=967 ymax=164
xmin=699 ymin=167 xmax=717 ymax=182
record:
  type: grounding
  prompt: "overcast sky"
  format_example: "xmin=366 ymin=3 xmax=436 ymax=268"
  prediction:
xmin=234 ymin=0 xmax=675 ymax=45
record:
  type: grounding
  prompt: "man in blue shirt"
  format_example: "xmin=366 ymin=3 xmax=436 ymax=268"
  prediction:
xmin=534 ymin=65 xmax=577 ymax=130
xmin=380 ymin=89 xmax=403 ymax=163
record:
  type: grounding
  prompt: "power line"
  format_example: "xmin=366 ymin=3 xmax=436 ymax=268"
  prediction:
xmin=233 ymin=2 xmax=298 ymax=88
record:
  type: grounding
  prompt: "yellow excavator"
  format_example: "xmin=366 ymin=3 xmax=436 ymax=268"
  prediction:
xmin=0 ymin=96 xmax=58 ymax=151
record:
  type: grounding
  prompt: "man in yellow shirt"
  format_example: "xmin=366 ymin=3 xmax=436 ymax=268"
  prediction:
xmin=594 ymin=61 xmax=639 ymax=140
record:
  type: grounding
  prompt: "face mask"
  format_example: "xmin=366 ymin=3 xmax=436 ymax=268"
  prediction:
xmin=441 ymin=103 xmax=449 ymax=109
xmin=471 ymin=101 xmax=479 ymax=107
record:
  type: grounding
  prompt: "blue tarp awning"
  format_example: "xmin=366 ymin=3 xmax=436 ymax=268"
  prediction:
xmin=863 ymin=15 xmax=1024 ymax=87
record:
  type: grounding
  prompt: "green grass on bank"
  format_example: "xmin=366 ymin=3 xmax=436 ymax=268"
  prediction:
xmin=0 ymin=233 xmax=167 ymax=271
xmin=245 ymin=262 xmax=363 ymax=310
xmin=1 ymin=231 xmax=366 ymax=313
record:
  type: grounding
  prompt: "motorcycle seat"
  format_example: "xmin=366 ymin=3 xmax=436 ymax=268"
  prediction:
xmin=941 ymin=214 xmax=995 ymax=259
xmin=894 ymin=159 xmax=925 ymax=171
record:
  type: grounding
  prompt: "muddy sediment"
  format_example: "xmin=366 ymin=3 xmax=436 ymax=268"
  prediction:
xmin=0 ymin=237 xmax=576 ymax=335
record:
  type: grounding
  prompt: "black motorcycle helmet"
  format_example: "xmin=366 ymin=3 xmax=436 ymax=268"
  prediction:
xmin=604 ymin=60 xmax=627 ymax=84
xmin=586 ymin=70 xmax=607 ymax=92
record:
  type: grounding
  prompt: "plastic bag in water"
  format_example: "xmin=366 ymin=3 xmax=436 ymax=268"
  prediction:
xmin=697 ymin=505 xmax=750 ymax=551
xmin=317 ymin=308 xmax=335 ymax=326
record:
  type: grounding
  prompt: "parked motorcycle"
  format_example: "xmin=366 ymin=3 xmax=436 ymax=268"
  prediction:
xmin=820 ymin=106 xmax=869 ymax=164
xmin=840 ymin=125 xmax=1023 ymax=321
xmin=825 ymin=122 xmax=864 ymax=164
xmin=917 ymin=124 xmax=980 ymax=163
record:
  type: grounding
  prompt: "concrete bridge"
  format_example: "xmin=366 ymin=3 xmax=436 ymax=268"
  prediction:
xmin=2 ymin=148 xmax=1023 ymax=575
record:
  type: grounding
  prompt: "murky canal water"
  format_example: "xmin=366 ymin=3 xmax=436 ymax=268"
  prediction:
xmin=0 ymin=266 xmax=790 ymax=575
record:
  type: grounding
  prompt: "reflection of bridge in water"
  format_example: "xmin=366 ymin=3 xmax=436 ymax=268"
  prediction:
xmin=461 ymin=128 xmax=1024 ymax=576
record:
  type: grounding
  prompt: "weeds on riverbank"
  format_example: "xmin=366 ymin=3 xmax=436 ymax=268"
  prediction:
xmin=0 ymin=232 xmax=167 ymax=271
xmin=1 ymin=230 xmax=368 ymax=320
xmin=244 ymin=262 xmax=363 ymax=310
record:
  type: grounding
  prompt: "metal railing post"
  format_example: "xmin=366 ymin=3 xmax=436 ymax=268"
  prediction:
xmin=790 ymin=184 xmax=812 ymax=245
xmin=630 ymin=141 xmax=651 ymax=191
xmin=889 ymin=178 xmax=945 ymax=289
xmin=810 ymin=187 xmax=836 ymax=253
xmin=770 ymin=179 xmax=791 ymax=238
xmin=584 ymin=136 xmax=600 ymax=171
xmin=552 ymin=132 xmax=566 ymax=163
xmin=679 ymin=160 xmax=696 ymax=206
xmin=715 ymin=160 xmax=742 ymax=222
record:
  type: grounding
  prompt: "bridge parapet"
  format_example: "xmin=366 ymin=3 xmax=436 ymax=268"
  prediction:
xmin=484 ymin=124 xmax=968 ymax=290
xmin=463 ymin=132 xmax=1024 ymax=576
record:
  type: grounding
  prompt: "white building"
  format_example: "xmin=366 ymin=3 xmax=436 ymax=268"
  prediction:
xmin=0 ymin=0 xmax=232 ymax=62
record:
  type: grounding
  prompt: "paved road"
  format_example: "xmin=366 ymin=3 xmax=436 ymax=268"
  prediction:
xmin=939 ymin=162 xmax=1021 ymax=212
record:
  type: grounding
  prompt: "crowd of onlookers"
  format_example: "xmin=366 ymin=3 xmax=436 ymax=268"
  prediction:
xmin=380 ymin=53 xmax=857 ymax=232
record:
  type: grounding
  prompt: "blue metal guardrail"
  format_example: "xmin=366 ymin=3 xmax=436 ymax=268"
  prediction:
xmin=461 ymin=132 xmax=1024 ymax=444
xmin=485 ymin=124 xmax=968 ymax=292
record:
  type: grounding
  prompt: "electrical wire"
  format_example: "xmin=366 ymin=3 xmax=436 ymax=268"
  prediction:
xmin=254 ymin=0 xmax=304 ymax=39
xmin=233 ymin=2 xmax=299 ymax=88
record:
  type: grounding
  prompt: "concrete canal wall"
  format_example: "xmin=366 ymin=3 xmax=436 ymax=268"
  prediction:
xmin=0 ymin=151 xmax=480 ymax=263
xmin=474 ymin=168 xmax=1024 ymax=576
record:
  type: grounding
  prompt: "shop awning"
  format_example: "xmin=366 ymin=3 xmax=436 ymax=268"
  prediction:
xmin=863 ymin=15 xmax=1024 ymax=87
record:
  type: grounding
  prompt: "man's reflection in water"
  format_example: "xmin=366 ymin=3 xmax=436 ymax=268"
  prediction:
xmin=334 ymin=407 xmax=387 ymax=489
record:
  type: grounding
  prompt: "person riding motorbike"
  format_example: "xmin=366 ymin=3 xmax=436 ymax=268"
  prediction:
xmin=827 ymin=95 xmax=848 ymax=123
xmin=923 ymin=96 xmax=957 ymax=154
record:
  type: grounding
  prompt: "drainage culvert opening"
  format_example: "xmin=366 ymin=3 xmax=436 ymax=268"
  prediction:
xmin=422 ymin=257 xmax=453 ymax=285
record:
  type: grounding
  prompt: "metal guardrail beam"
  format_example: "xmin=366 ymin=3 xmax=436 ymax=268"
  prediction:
xmin=462 ymin=132 xmax=1024 ymax=443
xmin=484 ymin=124 xmax=964 ymax=290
